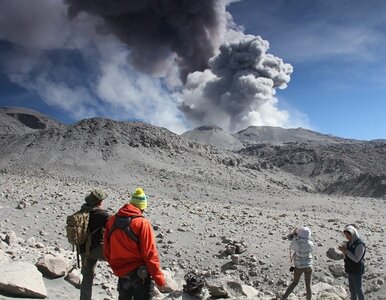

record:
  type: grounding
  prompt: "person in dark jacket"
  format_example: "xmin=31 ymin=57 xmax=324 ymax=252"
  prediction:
xmin=80 ymin=189 xmax=110 ymax=300
xmin=338 ymin=225 xmax=366 ymax=300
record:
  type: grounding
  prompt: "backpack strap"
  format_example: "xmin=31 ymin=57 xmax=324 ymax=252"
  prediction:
xmin=108 ymin=215 xmax=143 ymax=243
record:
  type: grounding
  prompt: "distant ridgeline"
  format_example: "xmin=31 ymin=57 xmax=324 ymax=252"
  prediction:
xmin=0 ymin=106 xmax=385 ymax=199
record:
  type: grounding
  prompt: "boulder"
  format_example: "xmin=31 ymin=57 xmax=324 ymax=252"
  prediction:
xmin=317 ymin=292 xmax=342 ymax=300
xmin=366 ymin=278 xmax=384 ymax=293
xmin=206 ymin=279 xmax=228 ymax=298
xmin=326 ymin=247 xmax=344 ymax=260
xmin=36 ymin=254 xmax=69 ymax=278
xmin=0 ymin=261 xmax=47 ymax=298
xmin=0 ymin=249 xmax=9 ymax=264
xmin=312 ymin=282 xmax=347 ymax=299
xmin=163 ymin=269 xmax=179 ymax=292
xmin=328 ymin=264 xmax=346 ymax=278
xmin=4 ymin=231 xmax=18 ymax=246
xmin=241 ymin=284 xmax=259 ymax=298
xmin=64 ymin=268 xmax=82 ymax=289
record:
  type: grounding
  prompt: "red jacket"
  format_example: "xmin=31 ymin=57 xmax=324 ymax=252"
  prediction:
xmin=103 ymin=204 xmax=165 ymax=286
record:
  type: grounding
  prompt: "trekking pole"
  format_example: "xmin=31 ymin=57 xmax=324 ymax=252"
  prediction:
xmin=76 ymin=247 xmax=80 ymax=269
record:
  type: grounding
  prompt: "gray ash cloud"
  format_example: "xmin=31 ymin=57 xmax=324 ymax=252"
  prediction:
xmin=65 ymin=0 xmax=229 ymax=81
xmin=180 ymin=35 xmax=293 ymax=132
xmin=0 ymin=0 xmax=298 ymax=133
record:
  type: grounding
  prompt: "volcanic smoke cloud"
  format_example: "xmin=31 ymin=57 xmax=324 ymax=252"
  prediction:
xmin=180 ymin=35 xmax=293 ymax=132
xmin=0 ymin=0 xmax=296 ymax=133
xmin=66 ymin=0 xmax=229 ymax=81
xmin=66 ymin=0 xmax=294 ymax=132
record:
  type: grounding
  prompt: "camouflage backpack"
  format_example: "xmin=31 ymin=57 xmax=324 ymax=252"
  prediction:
xmin=66 ymin=209 xmax=90 ymax=247
xmin=66 ymin=209 xmax=91 ymax=268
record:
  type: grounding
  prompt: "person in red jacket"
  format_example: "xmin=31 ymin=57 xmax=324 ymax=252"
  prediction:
xmin=104 ymin=188 xmax=166 ymax=299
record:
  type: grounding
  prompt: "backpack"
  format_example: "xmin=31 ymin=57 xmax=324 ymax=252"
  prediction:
xmin=66 ymin=209 xmax=90 ymax=247
xmin=66 ymin=209 xmax=91 ymax=267
xmin=183 ymin=271 xmax=205 ymax=296
xmin=108 ymin=215 xmax=143 ymax=243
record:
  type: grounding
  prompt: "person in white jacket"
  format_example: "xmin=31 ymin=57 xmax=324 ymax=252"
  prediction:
xmin=281 ymin=226 xmax=314 ymax=300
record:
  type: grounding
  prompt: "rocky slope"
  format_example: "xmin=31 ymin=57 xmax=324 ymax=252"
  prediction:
xmin=1 ymin=171 xmax=385 ymax=300
xmin=182 ymin=125 xmax=244 ymax=151
xmin=234 ymin=126 xmax=354 ymax=145
xmin=0 ymin=107 xmax=385 ymax=299
xmin=0 ymin=107 xmax=65 ymax=134
xmin=0 ymin=116 xmax=314 ymax=199
xmin=239 ymin=141 xmax=386 ymax=198
xmin=182 ymin=124 xmax=385 ymax=199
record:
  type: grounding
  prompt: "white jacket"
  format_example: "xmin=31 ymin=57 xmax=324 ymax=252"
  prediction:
xmin=291 ymin=236 xmax=314 ymax=268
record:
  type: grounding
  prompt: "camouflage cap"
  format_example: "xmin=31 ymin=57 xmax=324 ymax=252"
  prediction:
xmin=85 ymin=189 xmax=107 ymax=205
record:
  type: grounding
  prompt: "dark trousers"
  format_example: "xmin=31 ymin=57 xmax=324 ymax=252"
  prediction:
xmin=282 ymin=267 xmax=312 ymax=300
xmin=348 ymin=272 xmax=365 ymax=300
xmin=118 ymin=271 xmax=153 ymax=300
xmin=80 ymin=245 xmax=103 ymax=300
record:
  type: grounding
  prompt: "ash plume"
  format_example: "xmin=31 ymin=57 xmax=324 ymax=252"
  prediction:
xmin=0 ymin=0 xmax=299 ymax=134
xmin=65 ymin=0 xmax=229 ymax=81
xmin=180 ymin=35 xmax=293 ymax=132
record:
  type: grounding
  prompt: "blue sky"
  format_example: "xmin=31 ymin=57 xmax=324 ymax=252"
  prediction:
xmin=229 ymin=0 xmax=386 ymax=140
xmin=0 ymin=0 xmax=385 ymax=140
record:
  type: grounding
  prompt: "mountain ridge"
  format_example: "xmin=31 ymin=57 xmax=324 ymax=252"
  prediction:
xmin=0 ymin=106 xmax=385 ymax=198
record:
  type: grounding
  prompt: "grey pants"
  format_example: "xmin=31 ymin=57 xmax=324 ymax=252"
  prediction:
xmin=80 ymin=245 xmax=104 ymax=300
xmin=282 ymin=267 xmax=312 ymax=300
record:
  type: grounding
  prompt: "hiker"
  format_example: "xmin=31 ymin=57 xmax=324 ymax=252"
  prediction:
xmin=104 ymin=188 xmax=168 ymax=299
xmin=79 ymin=189 xmax=110 ymax=300
xmin=281 ymin=226 xmax=314 ymax=300
xmin=338 ymin=225 xmax=366 ymax=300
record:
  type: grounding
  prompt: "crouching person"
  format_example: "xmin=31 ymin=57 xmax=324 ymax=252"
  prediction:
xmin=104 ymin=188 xmax=167 ymax=299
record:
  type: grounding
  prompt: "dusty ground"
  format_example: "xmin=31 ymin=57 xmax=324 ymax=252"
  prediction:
xmin=1 ymin=171 xmax=385 ymax=299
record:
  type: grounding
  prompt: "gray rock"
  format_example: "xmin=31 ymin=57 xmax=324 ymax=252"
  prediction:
xmin=240 ymin=284 xmax=259 ymax=298
xmin=26 ymin=237 xmax=37 ymax=247
xmin=4 ymin=231 xmax=17 ymax=246
xmin=231 ymin=254 xmax=240 ymax=265
xmin=163 ymin=270 xmax=179 ymax=292
xmin=312 ymin=282 xmax=347 ymax=299
xmin=206 ymin=278 xmax=229 ymax=298
xmin=64 ymin=268 xmax=82 ymax=289
xmin=36 ymin=254 xmax=69 ymax=278
xmin=366 ymin=278 xmax=384 ymax=293
xmin=0 ymin=249 xmax=9 ymax=264
xmin=0 ymin=261 xmax=47 ymax=298
xmin=328 ymin=264 xmax=346 ymax=278
xmin=225 ymin=281 xmax=249 ymax=298
xmin=326 ymin=247 xmax=344 ymax=260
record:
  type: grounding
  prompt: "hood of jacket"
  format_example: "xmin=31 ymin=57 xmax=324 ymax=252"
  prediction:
xmin=344 ymin=225 xmax=360 ymax=241
xmin=296 ymin=226 xmax=311 ymax=239
xmin=117 ymin=203 xmax=143 ymax=218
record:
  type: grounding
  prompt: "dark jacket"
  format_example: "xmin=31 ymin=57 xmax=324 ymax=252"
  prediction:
xmin=80 ymin=204 xmax=110 ymax=253
xmin=344 ymin=238 xmax=366 ymax=274
xmin=343 ymin=225 xmax=366 ymax=274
